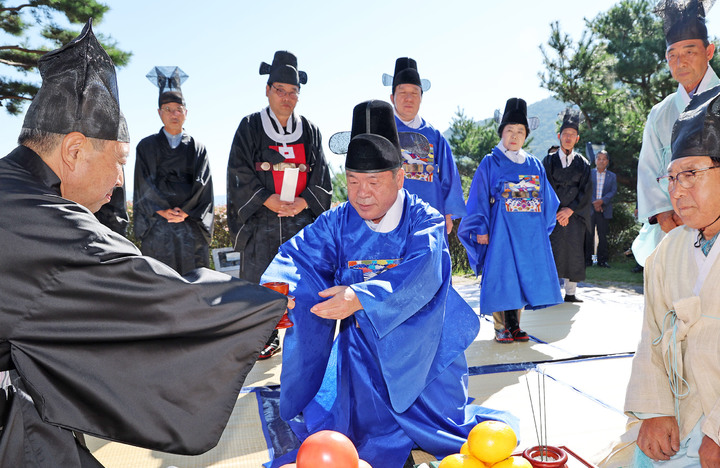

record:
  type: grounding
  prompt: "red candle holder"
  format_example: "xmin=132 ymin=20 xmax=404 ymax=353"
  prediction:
xmin=522 ymin=446 xmax=569 ymax=468
xmin=262 ymin=282 xmax=294 ymax=329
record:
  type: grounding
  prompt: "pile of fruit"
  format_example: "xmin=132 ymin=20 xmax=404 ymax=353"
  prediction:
xmin=438 ymin=421 xmax=531 ymax=468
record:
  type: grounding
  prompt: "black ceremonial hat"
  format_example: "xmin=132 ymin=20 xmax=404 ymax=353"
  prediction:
xmin=655 ymin=0 xmax=713 ymax=46
xmin=346 ymin=100 xmax=403 ymax=173
xmin=22 ymin=19 xmax=129 ymax=143
xmin=259 ymin=50 xmax=307 ymax=87
xmin=498 ymin=98 xmax=530 ymax=136
xmin=559 ymin=107 xmax=582 ymax=133
xmin=382 ymin=57 xmax=431 ymax=93
xmin=671 ymin=84 xmax=720 ymax=160
xmin=146 ymin=66 xmax=188 ymax=108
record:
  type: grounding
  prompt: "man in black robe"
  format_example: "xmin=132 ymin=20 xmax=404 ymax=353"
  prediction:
xmin=227 ymin=51 xmax=332 ymax=359
xmin=543 ymin=108 xmax=592 ymax=302
xmin=134 ymin=67 xmax=214 ymax=275
xmin=0 ymin=21 xmax=286 ymax=468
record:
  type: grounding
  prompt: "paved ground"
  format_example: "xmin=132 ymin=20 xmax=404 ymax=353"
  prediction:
xmin=87 ymin=277 xmax=645 ymax=467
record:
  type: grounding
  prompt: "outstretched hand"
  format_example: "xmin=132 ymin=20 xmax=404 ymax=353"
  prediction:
xmin=310 ymin=286 xmax=362 ymax=320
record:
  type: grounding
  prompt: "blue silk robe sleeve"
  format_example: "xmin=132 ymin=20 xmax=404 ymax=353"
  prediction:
xmin=263 ymin=195 xmax=479 ymax=417
xmin=458 ymin=154 xmax=493 ymax=276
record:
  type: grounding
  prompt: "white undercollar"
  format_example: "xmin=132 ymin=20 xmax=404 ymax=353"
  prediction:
xmin=497 ymin=142 xmax=526 ymax=164
xmin=365 ymin=189 xmax=405 ymax=233
xmin=260 ymin=106 xmax=303 ymax=144
xmin=394 ymin=109 xmax=422 ymax=129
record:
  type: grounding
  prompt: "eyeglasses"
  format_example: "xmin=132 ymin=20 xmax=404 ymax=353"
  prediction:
xmin=161 ymin=106 xmax=186 ymax=114
xmin=657 ymin=165 xmax=720 ymax=189
xmin=271 ymin=84 xmax=299 ymax=100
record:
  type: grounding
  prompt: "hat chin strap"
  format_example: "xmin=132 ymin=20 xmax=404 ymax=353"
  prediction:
xmin=694 ymin=212 xmax=720 ymax=247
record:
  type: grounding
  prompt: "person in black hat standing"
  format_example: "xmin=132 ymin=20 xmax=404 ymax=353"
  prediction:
xmin=385 ymin=57 xmax=466 ymax=234
xmin=544 ymin=108 xmax=592 ymax=303
xmin=459 ymin=98 xmax=562 ymax=344
xmin=133 ymin=67 xmax=214 ymax=275
xmin=0 ymin=21 xmax=286 ymax=467
xmin=261 ymin=100 xmax=517 ymax=468
xmin=227 ymin=51 xmax=331 ymax=360
xmin=618 ymin=85 xmax=720 ymax=468
xmin=633 ymin=0 xmax=719 ymax=267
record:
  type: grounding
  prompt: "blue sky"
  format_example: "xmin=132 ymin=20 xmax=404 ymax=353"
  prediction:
xmin=3 ymin=0 xmax=720 ymax=198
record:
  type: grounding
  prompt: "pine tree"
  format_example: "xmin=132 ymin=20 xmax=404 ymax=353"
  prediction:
xmin=0 ymin=1 xmax=130 ymax=114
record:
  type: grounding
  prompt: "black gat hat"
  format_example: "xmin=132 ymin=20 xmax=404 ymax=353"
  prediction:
xmin=22 ymin=19 xmax=129 ymax=143
xmin=655 ymin=0 xmax=714 ymax=46
xmin=259 ymin=51 xmax=307 ymax=87
xmin=146 ymin=66 xmax=188 ymax=108
xmin=346 ymin=100 xmax=403 ymax=173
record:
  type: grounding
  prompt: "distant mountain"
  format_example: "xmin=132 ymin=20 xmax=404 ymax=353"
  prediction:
xmin=526 ymin=97 xmax=568 ymax=156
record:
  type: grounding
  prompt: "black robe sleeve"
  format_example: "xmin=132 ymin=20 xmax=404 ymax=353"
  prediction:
xmin=298 ymin=116 xmax=332 ymax=218
xmin=0 ymin=147 xmax=286 ymax=462
xmin=133 ymin=133 xmax=172 ymax=241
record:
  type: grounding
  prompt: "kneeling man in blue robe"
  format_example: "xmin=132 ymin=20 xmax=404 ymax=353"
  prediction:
xmin=263 ymin=100 xmax=517 ymax=468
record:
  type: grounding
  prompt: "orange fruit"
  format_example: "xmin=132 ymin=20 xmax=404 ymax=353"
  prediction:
xmin=438 ymin=453 xmax=487 ymax=468
xmin=491 ymin=456 xmax=532 ymax=468
xmin=460 ymin=441 xmax=471 ymax=455
xmin=467 ymin=421 xmax=517 ymax=465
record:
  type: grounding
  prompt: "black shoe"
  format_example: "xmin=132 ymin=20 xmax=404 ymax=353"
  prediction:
xmin=509 ymin=327 xmax=530 ymax=342
xmin=632 ymin=265 xmax=644 ymax=273
xmin=564 ymin=294 xmax=583 ymax=303
xmin=585 ymin=260 xmax=593 ymax=267
xmin=258 ymin=340 xmax=281 ymax=360
xmin=597 ymin=262 xmax=610 ymax=268
xmin=494 ymin=328 xmax=514 ymax=343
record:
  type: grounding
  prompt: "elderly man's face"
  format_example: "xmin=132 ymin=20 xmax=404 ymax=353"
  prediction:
xmin=158 ymin=103 xmax=187 ymax=135
xmin=558 ymin=128 xmax=580 ymax=153
xmin=596 ymin=153 xmax=609 ymax=172
xmin=347 ymin=168 xmax=404 ymax=223
xmin=668 ymin=156 xmax=720 ymax=235
xmin=391 ymin=84 xmax=422 ymax=122
xmin=62 ymin=136 xmax=128 ymax=213
xmin=666 ymin=39 xmax=715 ymax=92
xmin=266 ymin=82 xmax=299 ymax=124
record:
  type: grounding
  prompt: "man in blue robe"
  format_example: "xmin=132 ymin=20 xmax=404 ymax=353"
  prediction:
xmin=263 ymin=101 xmax=517 ymax=468
xmin=385 ymin=57 xmax=466 ymax=234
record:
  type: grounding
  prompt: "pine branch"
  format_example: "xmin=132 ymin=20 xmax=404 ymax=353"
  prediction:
xmin=0 ymin=3 xmax=35 ymax=14
xmin=0 ymin=45 xmax=47 ymax=55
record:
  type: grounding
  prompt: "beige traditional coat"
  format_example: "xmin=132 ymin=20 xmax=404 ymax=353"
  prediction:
xmin=600 ymin=226 xmax=720 ymax=467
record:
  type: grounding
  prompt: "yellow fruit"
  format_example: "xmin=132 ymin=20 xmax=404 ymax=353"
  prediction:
xmin=467 ymin=421 xmax=517 ymax=465
xmin=460 ymin=441 xmax=471 ymax=455
xmin=439 ymin=453 xmax=487 ymax=468
xmin=491 ymin=456 xmax=532 ymax=468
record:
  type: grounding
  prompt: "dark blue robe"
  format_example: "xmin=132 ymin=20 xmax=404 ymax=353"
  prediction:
xmin=458 ymin=147 xmax=562 ymax=314
xmin=262 ymin=190 xmax=517 ymax=468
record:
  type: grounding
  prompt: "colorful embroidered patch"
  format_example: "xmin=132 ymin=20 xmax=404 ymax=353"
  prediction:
xmin=501 ymin=175 xmax=542 ymax=212
xmin=402 ymin=143 xmax=435 ymax=182
xmin=348 ymin=258 xmax=402 ymax=280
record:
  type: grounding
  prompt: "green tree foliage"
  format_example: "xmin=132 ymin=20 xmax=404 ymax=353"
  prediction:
xmin=447 ymin=108 xmax=499 ymax=195
xmin=0 ymin=1 xmax=131 ymax=114
xmin=537 ymin=0 xmax=720 ymax=255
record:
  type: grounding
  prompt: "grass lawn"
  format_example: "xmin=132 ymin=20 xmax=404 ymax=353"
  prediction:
xmin=584 ymin=254 xmax=644 ymax=288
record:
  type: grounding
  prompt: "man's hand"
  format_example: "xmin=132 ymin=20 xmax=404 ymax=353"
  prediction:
xmin=637 ymin=416 xmax=680 ymax=461
xmin=699 ymin=435 xmax=720 ymax=468
xmin=477 ymin=234 xmax=489 ymax=245
xmin=156 ymin=207 xmax=188 ymax=223
xmin=276 ymin=197 xmax=308 ymax=218
xmin=310 ymin=286 xmax=363 ymax=320
xmin=445 ymin=214 xmax=454 ymax=235
xmin=592 ymin=199 xmax=604 ymax=212
xmin=263 ymin=194 xmax=291 ymax=214
xmin=556 ymin=207 xmax=574 ymax=227
xmin=657 ymin=210 xmax=682 ymax=233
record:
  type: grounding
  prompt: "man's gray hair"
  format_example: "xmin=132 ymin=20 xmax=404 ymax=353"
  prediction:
xmin=19 ymin=128 xmax=108 ymax=155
